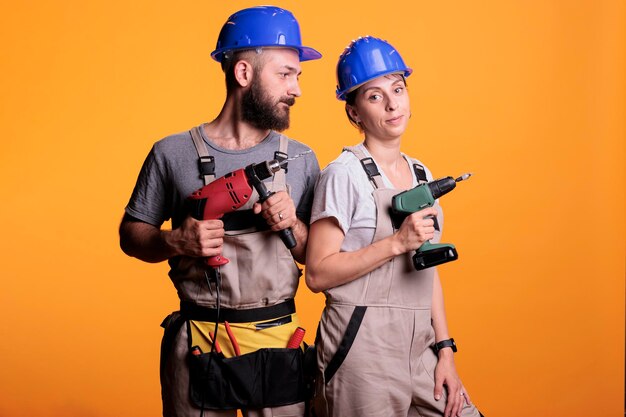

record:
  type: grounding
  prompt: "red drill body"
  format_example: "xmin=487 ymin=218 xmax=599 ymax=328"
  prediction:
xmin=187 ymin=160 xmax=294 ymax=267
xmin=189 ymin=169 xmax=253 ymax=221
xmin=187 ymin=168 xmax=253 ymax=267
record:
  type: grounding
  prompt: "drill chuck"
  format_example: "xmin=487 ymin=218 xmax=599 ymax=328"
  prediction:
xmin=427 ymin=173 xmax=473 ymax=200
xmin=250 ymin=159 xmax=282 ymax=182
xmin=428 ymin=177 xmax=457 ymax=200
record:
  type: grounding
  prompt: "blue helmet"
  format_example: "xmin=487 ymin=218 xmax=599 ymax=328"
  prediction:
xmin=336 ymin=36 xmax=412 ymax=101
xmin=211 ymin=6 xmax=322 ymax=63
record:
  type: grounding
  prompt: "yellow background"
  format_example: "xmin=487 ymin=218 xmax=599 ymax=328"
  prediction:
xmin=0 ymin=1 xmax=623 ymax=416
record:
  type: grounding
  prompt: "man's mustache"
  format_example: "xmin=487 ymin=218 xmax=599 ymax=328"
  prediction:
xmin=280 ymin=97 xmax=296 ymax=107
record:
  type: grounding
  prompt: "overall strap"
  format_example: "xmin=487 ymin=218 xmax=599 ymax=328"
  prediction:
xmin=270 ymin=135 xmax=289 ymax=191
xmin=411 ymin=160 xmax=429 ymax=185
xmin=190 ymin=125 xmax=215 ymax=185
xmin=343 ymin=145 xmax=385 ymax=189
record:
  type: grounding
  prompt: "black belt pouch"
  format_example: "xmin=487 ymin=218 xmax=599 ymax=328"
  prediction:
xmin=189 ymin=347 xmax=307 ymax=410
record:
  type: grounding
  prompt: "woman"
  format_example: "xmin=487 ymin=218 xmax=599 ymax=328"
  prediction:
xmin=306 ymin=36 xmax=483 ymax=417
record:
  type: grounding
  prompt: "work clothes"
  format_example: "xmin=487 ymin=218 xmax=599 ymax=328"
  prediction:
xmin=170 ymin=128 xmax=301 ymax=309
xmin=311 ymin=145 xmax=481 ymax=417
xmin=125 ymin=124 xmax=319 ymax=291
xmin=125 ymin=124 xmax=320 ymax=417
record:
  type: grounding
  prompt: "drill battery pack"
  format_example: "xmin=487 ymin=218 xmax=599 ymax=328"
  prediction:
xmin=412 ymin=244 xmax=458 ymax=271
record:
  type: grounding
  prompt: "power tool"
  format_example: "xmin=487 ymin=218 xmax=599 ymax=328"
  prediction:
xmin=391 ymin=174 xmax=472 ymax=270
xmin=187 ymin=159 xmax=297 ymax=267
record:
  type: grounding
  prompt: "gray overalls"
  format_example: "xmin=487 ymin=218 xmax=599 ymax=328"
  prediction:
xmin=313 ymin=147 xmax=481 ymax=417
xmin=160 ymin=126 xmax=307 ymax=417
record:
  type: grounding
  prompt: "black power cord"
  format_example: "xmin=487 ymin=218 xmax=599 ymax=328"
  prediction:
xmin=200 ymin=268 xmax=221 ymax=417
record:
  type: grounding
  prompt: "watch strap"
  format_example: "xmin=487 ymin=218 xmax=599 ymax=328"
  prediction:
xmin=433 ymin=338 xmax=457 ymax=353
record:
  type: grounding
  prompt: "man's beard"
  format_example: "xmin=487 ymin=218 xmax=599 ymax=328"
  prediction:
xmin=241 ymin=80 xmax=295 ymax=132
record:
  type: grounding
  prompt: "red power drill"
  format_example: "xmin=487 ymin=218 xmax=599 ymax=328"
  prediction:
xmin=187 ymin=160 xmax=297 ymax=267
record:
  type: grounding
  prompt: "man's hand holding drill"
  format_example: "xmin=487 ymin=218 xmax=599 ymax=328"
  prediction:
xmin=253 ymin=190 xmax=308 ymax=263
xmin=253 ymin=190 xmax=297 ymax=231
xmin=164 ymin=216 xmax=225 ymax=258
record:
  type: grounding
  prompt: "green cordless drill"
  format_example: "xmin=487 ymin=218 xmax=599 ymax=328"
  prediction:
xmin=391 ymin=174 xmax=472 ymax=270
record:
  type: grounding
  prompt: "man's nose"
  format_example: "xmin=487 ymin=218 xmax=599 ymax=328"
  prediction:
xmin=288 ymin=79 xmax=301 ymax=97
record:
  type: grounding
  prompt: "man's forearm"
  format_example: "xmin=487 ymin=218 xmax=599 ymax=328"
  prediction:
xmin=119 ymin=219 xmax=177 ymax=263
xmin=289 ymin=218 xmax=309 ymax=264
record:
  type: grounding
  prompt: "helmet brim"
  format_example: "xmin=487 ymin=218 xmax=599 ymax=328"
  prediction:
xmin=336 ymin=68 xmax=413 ymax=101
xmin=211 ymin=45 xmax=322 ymax=62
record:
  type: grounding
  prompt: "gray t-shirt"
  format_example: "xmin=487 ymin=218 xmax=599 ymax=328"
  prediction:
xmin=310 ymin=143 xmax=433 ymax=252
xmin=126 ymin=126 xmax=320 ymax=230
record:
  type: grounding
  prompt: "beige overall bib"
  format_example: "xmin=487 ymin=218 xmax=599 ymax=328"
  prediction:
xmin=161 ymin=126 xmax=307 ymax=417
xmin=313 ymin=147 xmax=481 ymax=417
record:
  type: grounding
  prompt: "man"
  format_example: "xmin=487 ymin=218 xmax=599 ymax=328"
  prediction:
xmin=119 ymin=6 xmax=321 ymax=417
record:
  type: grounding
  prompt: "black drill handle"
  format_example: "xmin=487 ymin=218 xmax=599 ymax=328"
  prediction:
xmin=253 ymin=178 xmax=297 ymax=250
xmin=278 ymin=223 xmax=298 ymax=249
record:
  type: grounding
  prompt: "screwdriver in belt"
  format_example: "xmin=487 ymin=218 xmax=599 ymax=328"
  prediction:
xmin=287 ymin=327 xmax=306 ymax=349
xmin=224 ymin=321 xmax=241 ymax=356
xmin=208 ymin=331 xmax=222 ymax=354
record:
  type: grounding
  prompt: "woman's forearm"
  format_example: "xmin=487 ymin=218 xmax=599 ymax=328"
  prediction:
xmin=305 ymin=218 xmax=401 ymax=292
xmin=431 ymin=269 xmax=451 ymax=342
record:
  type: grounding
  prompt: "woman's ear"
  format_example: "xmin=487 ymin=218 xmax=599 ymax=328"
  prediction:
xmin=346 ymin=104 xmax=360 ymax=125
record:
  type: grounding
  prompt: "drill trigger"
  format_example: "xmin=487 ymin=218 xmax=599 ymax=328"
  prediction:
xmin=425 ymin=215 xmax=440 ymax=232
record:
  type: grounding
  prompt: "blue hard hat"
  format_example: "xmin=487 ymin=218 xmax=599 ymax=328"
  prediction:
xmin=211 ymin=6 xmax=322 ymax=63
xmin=336 ymin=36 xmax=412 ymax=101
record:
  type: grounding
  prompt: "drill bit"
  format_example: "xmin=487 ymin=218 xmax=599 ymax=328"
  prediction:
xmin=455 ymin=173 xmax=473 ymax=182
xmin=279 ymin=150 xmax=312 ymax=168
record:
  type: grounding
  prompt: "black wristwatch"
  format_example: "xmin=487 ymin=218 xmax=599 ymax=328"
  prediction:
xmin=433 ymin=338 xmax=457 ymax=354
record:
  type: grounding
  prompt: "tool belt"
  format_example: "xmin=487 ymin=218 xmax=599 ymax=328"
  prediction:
xmin=180 ymin=299 xmax=296 ymax=323
xmin=161 ymin=299 xmax=316 ymax=410
xmin=189 ymin=345 xmax=307 ymax=409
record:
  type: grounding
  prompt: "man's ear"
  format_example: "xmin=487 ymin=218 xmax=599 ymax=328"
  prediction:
xmin=233 ymin=59 xmax=254 ymax=88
